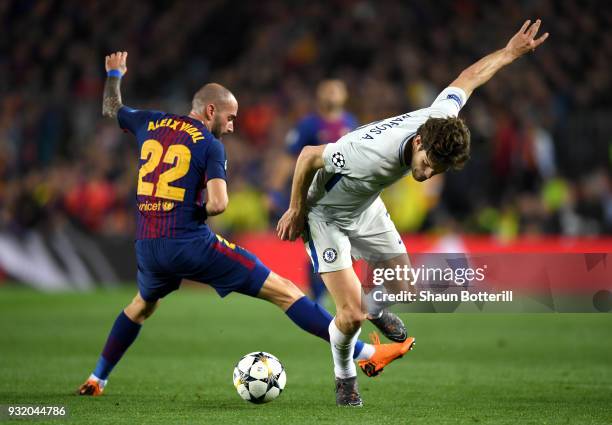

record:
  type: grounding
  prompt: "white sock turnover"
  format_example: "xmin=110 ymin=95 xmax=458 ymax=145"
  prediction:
xmin=354 ymin=343 xmax=375 ymax=361
xmin=89 ymin=373 xmax=107 ymax=389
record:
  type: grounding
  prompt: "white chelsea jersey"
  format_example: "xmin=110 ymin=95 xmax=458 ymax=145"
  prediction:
xmin=306 ymin=86 xmax=468 ymax=222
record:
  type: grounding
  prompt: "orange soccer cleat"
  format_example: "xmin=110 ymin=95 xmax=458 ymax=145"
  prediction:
xmin=77 ymin=378 xmax=105 ymax=396
xmin=358 ymin=332 xmax=415 ymax=377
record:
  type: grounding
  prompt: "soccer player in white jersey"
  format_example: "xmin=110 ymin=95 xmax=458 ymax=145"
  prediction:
xmin=277 ymin=20 xmax=549 ymax=406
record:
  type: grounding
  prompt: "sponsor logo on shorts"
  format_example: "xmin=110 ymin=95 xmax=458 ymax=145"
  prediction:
xmin=323 ymin=248 xmax=338 ymax=263
xmin=331 ymin=152 xmax=345 ymax=168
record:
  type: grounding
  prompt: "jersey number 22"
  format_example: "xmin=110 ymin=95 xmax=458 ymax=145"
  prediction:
xmin=137 ymin=139 xmax=191 ymax=202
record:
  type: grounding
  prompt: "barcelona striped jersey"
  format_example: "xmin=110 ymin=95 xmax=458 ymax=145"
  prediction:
xmin=117 ymin=106 xmax=226 ymax=239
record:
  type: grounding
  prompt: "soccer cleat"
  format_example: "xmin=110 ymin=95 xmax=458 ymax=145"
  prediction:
xmin=368 ymin=310 xmax=408 ymax=342
xmin=77 ymin=378 xmax=105 ymax=396
xmin=335 ymin=376 xmax=363 ymax=407
xmin=358 ymin=332 xmax=415 ymax=378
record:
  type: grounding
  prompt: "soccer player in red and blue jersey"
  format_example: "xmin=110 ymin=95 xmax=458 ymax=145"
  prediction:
xmin=77 ymin=52 xmax=414 ymax=403
xmin=268 ymin=80 xmax=358 ymax=303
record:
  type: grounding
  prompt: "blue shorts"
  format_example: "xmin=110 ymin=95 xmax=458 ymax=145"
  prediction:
xmin=135 ymin=233 xmax=271 ymax=302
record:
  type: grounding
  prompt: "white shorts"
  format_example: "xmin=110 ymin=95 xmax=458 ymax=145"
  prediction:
xmin=304 ymin=198 xmax=407 ymax=273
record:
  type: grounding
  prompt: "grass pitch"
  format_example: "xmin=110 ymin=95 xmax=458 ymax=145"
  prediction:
xmin=0 ymin=286 xmax=611 ymax=424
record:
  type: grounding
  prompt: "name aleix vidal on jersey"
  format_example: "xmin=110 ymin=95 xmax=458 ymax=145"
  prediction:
xmin=360 ymin=112 xmax=411 ymax=140
xmin=147 ymin=119 xmax=204 ymax=143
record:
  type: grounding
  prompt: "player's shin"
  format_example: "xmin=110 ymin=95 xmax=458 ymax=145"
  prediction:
xmin=91 ymin=311 xmax=142 ymax=381
xmin=329 ymin=318 xmax=361 ymax=378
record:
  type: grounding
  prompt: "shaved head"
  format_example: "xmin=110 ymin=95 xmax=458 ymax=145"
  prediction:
xmin=189 ymin=83 xmax=238 ymax=139
xmin=192 ymin=83 xmax=236 ymax=113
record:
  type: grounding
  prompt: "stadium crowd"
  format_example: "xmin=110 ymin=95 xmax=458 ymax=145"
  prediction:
xmin=1 ymin=0 xmax=611 ymax=240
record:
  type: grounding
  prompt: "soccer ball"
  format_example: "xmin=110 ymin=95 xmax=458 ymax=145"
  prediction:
xmin=232 ymin=351 xmax=286 ymax=404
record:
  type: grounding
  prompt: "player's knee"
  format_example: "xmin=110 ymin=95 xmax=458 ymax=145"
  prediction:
xmin=281 ymin=277 xmax=305 ymax=302
xmin=140 ymin=300 xmax=158 ymax=319
xmin=336 ymin=306 xmax=365 ymax=333
xmin=125 ymin=294 xmax=159 ymax=323
xmin=273 ymin=276 xmax=305 ymax=308
xmin=259 ymin=273 xmax=306 ymax=311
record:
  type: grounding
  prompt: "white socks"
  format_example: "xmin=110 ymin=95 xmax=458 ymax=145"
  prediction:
xmin=89 ymin=373 xmax=107 ymax=389
xmin=354 ymin=343 xmax=375 ymax=361
xmin=328 ymin=318 xmax=361 ymax=378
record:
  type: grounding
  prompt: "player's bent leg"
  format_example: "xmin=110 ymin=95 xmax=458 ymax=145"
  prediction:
xmin=78 ymin=292 xmax=159 ymax=396
xmin=195 ymin=234 xmax=373 ymax=358
xmin=256 ymin=271 xmax=304 ymax=311
xmin=348 ymin=202 xmax=411 ymax=342
xmin=256 ymin=271 xmax=350 ymax=342
xmin=255 ymin=271 xmax=371 ymax=360
xmin=321 ymin=260 xmax=416 ymax=379
xmin=320 ymin=268 xmax=365 ymax=406
xmin=124 ymin=292 xmax=160 ymax=324
xmin=321 ymin=268 xmax=366 ymax=335
xmin=322 ymin=258 xmax=413 ymax=378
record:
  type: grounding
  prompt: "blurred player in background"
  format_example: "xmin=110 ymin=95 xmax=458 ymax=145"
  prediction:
xmin=268 ymin=80 xmax=358 ymax=303
xmin=278 ymin=20 xmax=549 ymax=406
xmin=78 ymin=52 xmax=413 ymax=398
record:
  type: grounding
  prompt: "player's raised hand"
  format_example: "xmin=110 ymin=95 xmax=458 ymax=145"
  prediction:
xmin=276 ymin=208 xmax=305 ymax=241
xmin=105 ymin=51 xmax=128 ymax=76
xmin=505 ymin=19 xmax=549 ymax=59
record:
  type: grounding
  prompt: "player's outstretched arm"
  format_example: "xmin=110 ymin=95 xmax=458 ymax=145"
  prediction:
xmin=277 ymin=145 xmax=325 ymax=241
xmin=450 ymin=19 xmax=549 ymax=98
xmin=102 ymin=51 xmax=128 ymax=118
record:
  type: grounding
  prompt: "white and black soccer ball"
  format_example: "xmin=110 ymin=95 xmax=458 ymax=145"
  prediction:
xmin=232 ymin=352 xmax=286 ymax=404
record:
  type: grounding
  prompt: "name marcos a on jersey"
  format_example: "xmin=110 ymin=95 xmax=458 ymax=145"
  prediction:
xmin=359 ymin=112 xmax=411 ymax=140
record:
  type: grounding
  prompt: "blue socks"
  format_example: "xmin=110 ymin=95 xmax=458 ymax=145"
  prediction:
xmin=285 ymin=296 xmax=365 ymax=359
xmin=93 ymin=311 xmax=142 ymax=380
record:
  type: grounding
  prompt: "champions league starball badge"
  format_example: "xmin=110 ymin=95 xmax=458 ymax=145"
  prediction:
xmin=331 ymin=152 xmax=345 ymax=168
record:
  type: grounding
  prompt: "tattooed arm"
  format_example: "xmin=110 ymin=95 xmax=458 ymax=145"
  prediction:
xmin=103 ymin=51 xmax=128 ymax=118
xmin=102 ymin=76 xmax=122 ymax=118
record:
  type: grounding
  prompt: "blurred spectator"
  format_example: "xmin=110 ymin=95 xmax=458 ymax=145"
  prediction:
xmin=266 ymin=78 xmax=358 ymax=302
xmin=267 ymin=79 xmax=357 ymax=220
